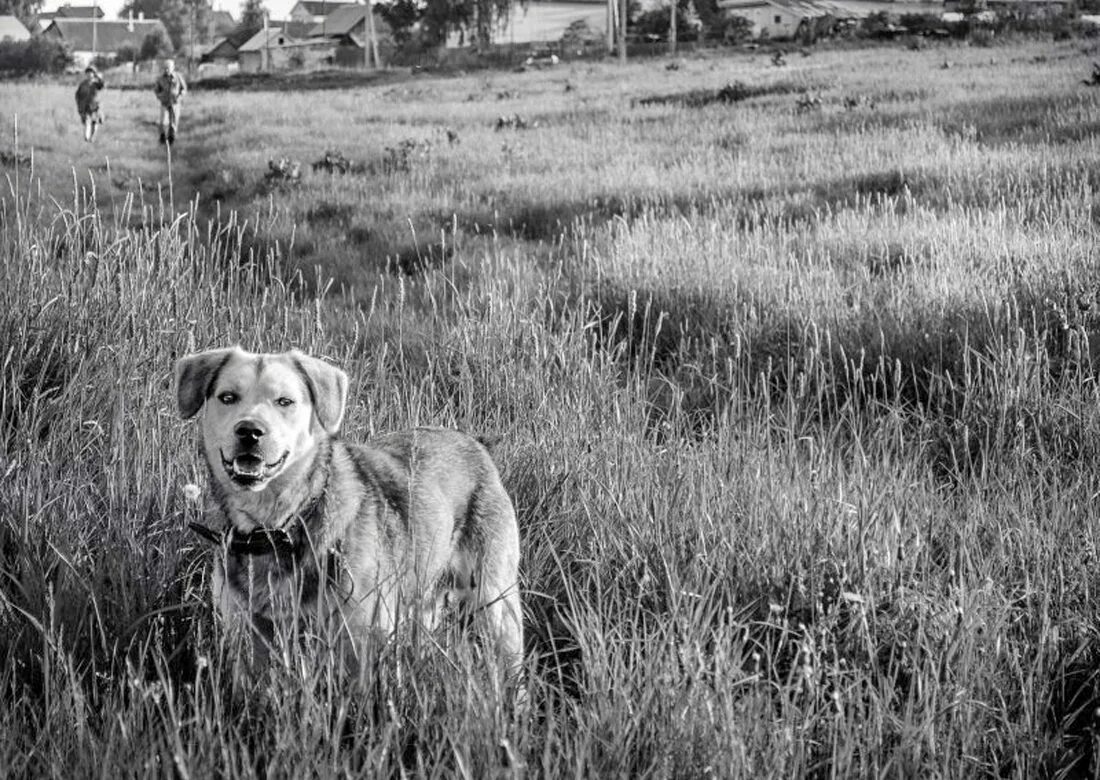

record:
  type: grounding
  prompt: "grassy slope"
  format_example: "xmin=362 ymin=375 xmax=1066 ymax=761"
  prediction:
xmin=3 ymin=39 xmax=1100 ymax=777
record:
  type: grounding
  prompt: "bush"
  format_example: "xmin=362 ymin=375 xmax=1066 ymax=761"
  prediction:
xmin=899 ymin=13 xmax=944 ymax=36
xmin=859 ymin=11 xmax=899 ymax=39
xmin=969 ymin=25 xmax=995 ymax=46
xmin=560 ymin=19 xmax=604 ymax=52
xmin=718 ymin=13 xmax=754 ymax=43
xmin=632 ymin=0 xmax=704 ymax=41
xmin=0 ymin=38 xmax=73 ymax=76
xmin=378 ymin=0 xmax=421 ymax=44
xmin=139 ymin=28 xmax=173 ymax=62
xmin=116 ymin=42 xmax=139 ymax=64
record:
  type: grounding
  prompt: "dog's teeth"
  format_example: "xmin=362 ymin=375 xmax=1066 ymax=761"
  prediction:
xmin=233 ymin=459 xmax=264 ymax=476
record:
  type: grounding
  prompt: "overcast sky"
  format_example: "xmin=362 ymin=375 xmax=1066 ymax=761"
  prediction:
xmin=39 ymin=0 xmax=302 ymax=23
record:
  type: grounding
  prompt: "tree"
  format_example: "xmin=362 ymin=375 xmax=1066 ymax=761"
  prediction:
xmin=241 ymin=0 xmax=266 ymax=29
xmin=0 ymin=0 xmax=42 ymax=28
xmin=123 ymin=0 xmax=212 ymax=50
xmin=0 ymin=37 xmax=71 ymax=74
xmin=719 ymin=13 xmax=753 ymax=43
xmin=419 ymin=0 xmax=521 ymax=48
xmin=139 ymin=26 xmax=173 ymax=60
xmin=633 ymin=0 xmax=703 ymax=42
xmin=378 ymin=0 xmax=420 ymax=44
xmin=116 ymin=42 xmax=139 ymax=63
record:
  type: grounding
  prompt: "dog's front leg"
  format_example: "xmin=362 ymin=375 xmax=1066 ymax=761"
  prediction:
xmin=212 ymin=557 xmax=273 ymax=680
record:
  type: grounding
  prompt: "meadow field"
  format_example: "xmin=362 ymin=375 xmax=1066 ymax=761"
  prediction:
xmin=4 ymin=37 xmax=1100 ymax=777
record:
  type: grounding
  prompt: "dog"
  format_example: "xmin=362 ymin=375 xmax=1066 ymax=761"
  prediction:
xmin=175 ymin=346 xmax=523 ymax=676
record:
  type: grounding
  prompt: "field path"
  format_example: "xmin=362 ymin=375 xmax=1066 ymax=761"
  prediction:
xmin=1 ymin=82 xmax=230 ymax=228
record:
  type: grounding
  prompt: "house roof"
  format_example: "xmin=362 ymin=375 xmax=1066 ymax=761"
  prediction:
xmin=42 ymin=19 xmax=169 ymax=51
xmin=0 ymin=15 xmax=31 ymax=41
xmin=55 ymin=4 xmax=105 ymax=18
xmin=718 ymin=0 xmax=853 ymax=17
xmin=294 ymin=0 xmax=358 ymax=17
xmin=238 ymin=28 xmax=301 ymax=51
xmin=219 ymin=23 xmax=263 ymax=49
xmin=202 ymin=25 xmax=262 ymax=61
xmin=307 ymin=4 xmax=385 ymax=36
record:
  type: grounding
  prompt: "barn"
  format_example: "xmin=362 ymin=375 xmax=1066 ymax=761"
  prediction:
xmin=238 ymin=28 xmax=336 ymax=72
xmin=41 ymin=17 xmax=170 ymax=66
xmin=307 ymin=5 xmax=394 ymax=67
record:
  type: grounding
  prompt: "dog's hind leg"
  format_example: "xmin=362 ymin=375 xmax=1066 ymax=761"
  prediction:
xmin=482 ymin=580 xmax=524 ymax=677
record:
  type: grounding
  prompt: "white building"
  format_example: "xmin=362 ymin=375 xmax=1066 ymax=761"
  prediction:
xmin=447 ymin=1 xmax=608 ymax=46
xmin=718 ymin=0 xmax=850 ymax=39
xmin=0 ymin=15 xmax=31 ymax=42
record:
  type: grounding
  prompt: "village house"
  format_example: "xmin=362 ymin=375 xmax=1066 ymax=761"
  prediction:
xmin=307 ymin=4 xmax=393 ymax=67
xmin=491 ymin=0 xmax=608 ymax=46
xmin=0 ymin=15 xmax=31 ymax=42
xmin=237 ymin=27 xmax=336 ymax=72
xmin=202 ymin=23 xmax=262 ymax=68
xmin=717 ymin=0 xmax=849 ymax=39
xmin=943 ymin=0 xmax=1070 ymax=14
xmin=36 ymin=3 xmax=104 ymax=32
xmin=55 ymin=3 xmax=106 ymax=19
xmin=41 ymin=16 xmax=169 ymax=66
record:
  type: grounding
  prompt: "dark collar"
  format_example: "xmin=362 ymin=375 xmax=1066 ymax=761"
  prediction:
xmin=188 ymin=518 xmax=347 ymax=595
xmin=189 ymin=521 xmax=299 ymax=557
xmin=194 ymin=441 xmax=333 ymax=559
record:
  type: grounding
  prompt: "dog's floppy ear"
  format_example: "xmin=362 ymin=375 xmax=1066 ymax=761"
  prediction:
xmin=175 ymin=347 xmax=240 ymax=419
xmin=289 ymin=350 xmax=348 ymax=433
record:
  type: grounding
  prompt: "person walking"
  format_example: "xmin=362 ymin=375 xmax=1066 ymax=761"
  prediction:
xmin=153 ymin=59 xmax=187 ymax=145
xmin=74 ymin=66 xmax=105 ymax=143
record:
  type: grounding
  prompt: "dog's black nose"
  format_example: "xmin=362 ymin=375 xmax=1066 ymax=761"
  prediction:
xmin=234 ymin=420 xmax=265 ymax=443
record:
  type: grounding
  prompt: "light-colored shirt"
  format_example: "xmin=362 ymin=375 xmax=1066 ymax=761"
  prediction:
xmin=154 ymin=71 xmax=187 ymax=105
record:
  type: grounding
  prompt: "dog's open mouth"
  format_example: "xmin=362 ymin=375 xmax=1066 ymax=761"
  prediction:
xmin=221 ymin=451 xmax=289 ymax=486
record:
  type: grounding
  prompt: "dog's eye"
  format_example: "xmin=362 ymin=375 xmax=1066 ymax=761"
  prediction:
xmin=218 ymin=392 xmax=238 ymax=405
xmin=276 ymin=397 xmax=295 ymax=408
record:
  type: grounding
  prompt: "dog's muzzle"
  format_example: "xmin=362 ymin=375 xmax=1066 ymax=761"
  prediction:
xmin=221 ymin=450 xmax=289 ymax=487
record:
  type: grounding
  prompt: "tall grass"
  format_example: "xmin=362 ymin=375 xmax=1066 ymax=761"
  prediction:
xmin=4 ymin=40 xmax=1100 ymax=777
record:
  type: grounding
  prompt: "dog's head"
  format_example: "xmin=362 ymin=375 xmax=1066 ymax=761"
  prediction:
xmin=175 ymin=347 xmax=348 ymax=492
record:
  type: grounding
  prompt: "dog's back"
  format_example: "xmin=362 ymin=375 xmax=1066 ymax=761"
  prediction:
xmin=336 ymin=428 xmax=522 ymax=663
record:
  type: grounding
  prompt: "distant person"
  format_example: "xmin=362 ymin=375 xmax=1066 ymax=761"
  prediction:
xmin=74 ymin=66 xmax=104 ymax=143
xmin=153 ymin=59 xmax=187 ymax=145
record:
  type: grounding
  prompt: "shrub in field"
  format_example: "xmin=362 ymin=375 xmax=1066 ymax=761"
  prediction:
xmin=376 ymin=137 xmax=432 ymax=173
xmin=635 ymin=79 xmax=798 ymax=107
xmin=0 ymin=38 xmax=73 ymax=76
xmin=969 ymin=25 xmax=996 ymax=46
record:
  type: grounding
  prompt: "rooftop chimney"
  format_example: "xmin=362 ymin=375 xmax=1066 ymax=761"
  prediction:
xmin=127 ymin=10 xmax=134 ymax=31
